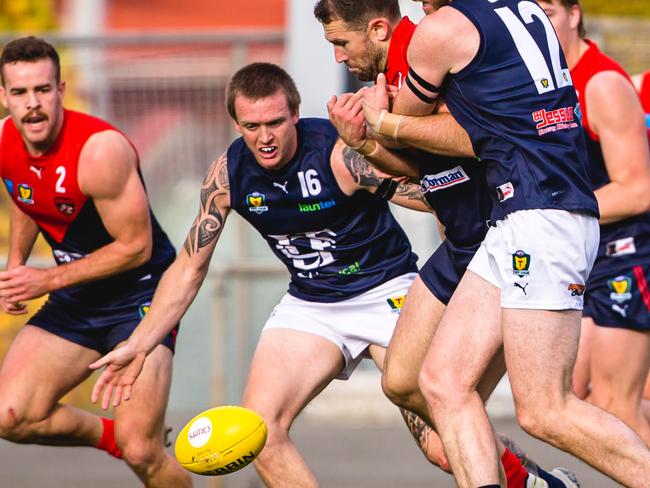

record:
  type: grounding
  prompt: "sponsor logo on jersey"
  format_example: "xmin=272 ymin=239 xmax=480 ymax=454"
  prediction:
xmin=338 ymin=261 xmax=361 ymax=275
xmin=139 ymin=302 xmax=152 ymax=318
xmin=247 ymin=192 xmax=268 ymax=214
xmin=3 ymin=178 xmax=14 ymax=194
xmin=612 ymin=303 xmax=628 ymax=318
xmin=512 ymin=250 xmax=531 ymax=277
xmin=386 ymin=295 xmax=406 ymax=313
xmin=54 ymin=197 xmax=76 ymax=216
xmin=568 ymin=283 xmax=586 ymax=297
xmin=298 ymin=199 xmax=336 ymax=212
xmin=17 ymin=183 xmax=34 ymax=204
xmin=420 ymin=166 xmax=470 ymax=193
xmin=606 ymin=237 xmax=636 ymax=257
xmin=532 ymin=106 xmax=579 ymax=136
xmin=496 ymin=182 xmax=514 ymax=202
xmin=608 ymin=276 xmax=632 ymax=303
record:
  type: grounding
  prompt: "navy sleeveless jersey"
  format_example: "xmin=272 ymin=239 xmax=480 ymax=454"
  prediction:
xmin=443 ymin=0 xmax=598 ymax=222
xmin=0 ymin=110 xmax=176 ymax=307
xmin=227 ymin=118 xmax=418 ymax=302
xmin=418 ymin=154 xmax=491 ymax=248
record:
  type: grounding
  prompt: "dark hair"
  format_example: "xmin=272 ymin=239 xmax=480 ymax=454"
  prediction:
xmin=0 ymin=36 xmax=60 ymax=85
xmin=539 ymin=0 xmax=586 ymax=38
xmin=226 ymin=63 xmax=301 ymax=120
xmin=314 ymin=0 xmax=401 ymax=30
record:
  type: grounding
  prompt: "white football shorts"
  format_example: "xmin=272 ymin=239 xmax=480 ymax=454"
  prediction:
xmin=262 ymin=273 xmax=416 ymax=379
xmin=467 ymin=209 xmax=599 ymax=310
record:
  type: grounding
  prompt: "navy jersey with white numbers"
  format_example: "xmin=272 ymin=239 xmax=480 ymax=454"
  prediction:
xmin=443 ymin=0 xmax=598 ymax=222
xmin=227 ymin=118 xmax=418 ymax=302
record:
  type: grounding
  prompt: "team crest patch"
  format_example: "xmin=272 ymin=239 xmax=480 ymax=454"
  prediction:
xmin=386 ymin=295 xmax=406 ymax=313
xmin=55 ymin=197 xmax=76 ymax=216
xmin=608 ymin=276 xmax=632 ymax=303
xmin=139 ymin=302 xmax=152 ymax=318
xmin=512 ymin=250 xmax=530 ymax=277
xmin=247 ymin=192 xmax=268 ymax=214
xmin=17 ymin=183 xmax=34 ymax=204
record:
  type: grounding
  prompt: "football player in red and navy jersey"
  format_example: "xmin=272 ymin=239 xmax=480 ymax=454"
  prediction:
xmin=540 ymin=0 xmax=650 ymax=448
xmin=0 ymin=37 xmax=190 ymax=487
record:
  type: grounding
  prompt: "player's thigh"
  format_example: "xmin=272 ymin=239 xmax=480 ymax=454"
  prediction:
xmin=242 ymin=328 xmax=344 ymax=425
xmin=0 ymin=325 xmax=100 ymax=420
xmin=589 ymin=326 xmax=650 ymax=399
xmin=114 ymin=344 xmax=173 ymax=441
xmin=503 ymin=308 xmax=581 ymax=407
xmin=384 ymin=276 xmax=446 ymax=387
xmin=572 ymin=317 xmax=595 ymax=399
xmin=422 ymin=270 xmax=503 ymax=392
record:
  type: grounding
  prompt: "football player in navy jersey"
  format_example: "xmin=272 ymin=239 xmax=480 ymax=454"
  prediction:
xmin=87 ymin=62 xmax=449 ymax=487
xmin=0 ymin=37 xmax=190 ymax=487
xmin=359 ymin=1 xmax=650 ymax=487
xmin=316 ymin=2 xmax=581 ymax=487
xmin=540 ymin=0 xmax=650 ymax=448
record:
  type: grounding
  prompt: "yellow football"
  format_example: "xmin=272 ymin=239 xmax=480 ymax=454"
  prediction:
xmin=174 ymin=405 xmax=268 ymax=476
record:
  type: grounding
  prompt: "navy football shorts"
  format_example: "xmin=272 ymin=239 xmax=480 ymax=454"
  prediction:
xmin=28 ymin=285 xmax=179 ymax=355
xmin=418 ymin=239 xmax=478 ymax=305
xmin=583 ymin=262 xmax=650 ymax=331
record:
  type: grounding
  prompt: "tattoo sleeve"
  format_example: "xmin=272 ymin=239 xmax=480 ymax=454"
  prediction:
xmin=342 ymin=146 xmax=382 ymax=187
xmin=183 ymin=153 xmax=230 ymax=256
xmin=400 ymin=408 xmax=431 ymax=456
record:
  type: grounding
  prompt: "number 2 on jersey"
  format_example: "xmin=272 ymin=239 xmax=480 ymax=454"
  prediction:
xmin=55 ymin=166 xmax=67 ymax=193
xmin=493 ymin=0 xmax=571 ymax=94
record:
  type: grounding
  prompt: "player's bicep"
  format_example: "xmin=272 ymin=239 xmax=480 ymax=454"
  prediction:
xmin=182 ymin=153 xmax=231 ymax=266
xmin=588 ymin=73 xmax=650 ymax=184
xmin=79 ymin=131 xmax=152 ymax=248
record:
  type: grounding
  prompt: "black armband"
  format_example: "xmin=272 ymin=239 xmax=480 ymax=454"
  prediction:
xmin=406 ymin=67 xmax=440 ymax=105
xmin=374 ymin=178 xmax=399 ymax=201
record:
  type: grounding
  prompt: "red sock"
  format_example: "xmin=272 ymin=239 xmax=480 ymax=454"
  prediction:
xmin=501 ymin=447 xmax=528 ymax=488
xmin=96 ymin=417 xmax=123 ymax=459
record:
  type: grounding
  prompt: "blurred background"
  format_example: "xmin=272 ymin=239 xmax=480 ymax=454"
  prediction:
xmin=0 ymin=1 xmax=648 ymax=487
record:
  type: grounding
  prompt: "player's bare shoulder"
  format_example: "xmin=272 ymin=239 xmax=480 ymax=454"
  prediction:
xmin=78 ymin=129 xmax=137 ymax=198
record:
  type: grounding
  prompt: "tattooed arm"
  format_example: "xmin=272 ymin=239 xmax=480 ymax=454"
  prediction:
xmin=332 ymin=140 xmax=432 ymax=213
xmin=89 ymin=153 xmax=232 ymax=408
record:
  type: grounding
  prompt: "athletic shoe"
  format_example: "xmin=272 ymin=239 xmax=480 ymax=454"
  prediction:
xmin=550 ymin=467 xmax=580 ymax=488
xmin=498 ymin=432 xmax=540 ymax=476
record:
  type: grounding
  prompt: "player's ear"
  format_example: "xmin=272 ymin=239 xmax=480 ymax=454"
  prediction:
xmin=58 ymin=80 xmax=66 ymax=100
xmin=292 ymin=109 xmax=299 ymax=125
xmin=0 ymin=85 xmax=7 ymax=109
xmin=368 ymin=17 xmax=390 ymax=43
xmin=568 ymin=4 xmax=581 ymax=31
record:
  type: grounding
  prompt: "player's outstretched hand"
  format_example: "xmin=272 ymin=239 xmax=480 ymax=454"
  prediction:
xmin=89 ymin=343 xmax=146 ymax=410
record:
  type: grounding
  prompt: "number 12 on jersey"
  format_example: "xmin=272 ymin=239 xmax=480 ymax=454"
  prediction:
xmin=492 ymin=0 xmax=572 ymax=95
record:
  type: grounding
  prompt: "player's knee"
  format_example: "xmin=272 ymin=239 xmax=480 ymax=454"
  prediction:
xmin=0 ymin=405 xmax=34 ymax=442
xmin=381 ymin=366 xmax=419 ymax=410
xmin=514 ymin=399 xmax=565 ymax=443
xmin=417 ymin=363 xmax=458 ymax=408
xmin=120 ymin=436 xmax=162 ymax=471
